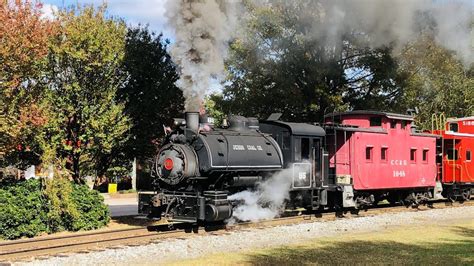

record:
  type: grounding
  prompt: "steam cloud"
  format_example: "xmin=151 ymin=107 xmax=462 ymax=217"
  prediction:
xmin=166 ymin=0 xmax=238 ymax=111
xmin=227 ymin=167 xmax=294 ymax=223
xmin=272 ymin=0 xmax=473 ymax=66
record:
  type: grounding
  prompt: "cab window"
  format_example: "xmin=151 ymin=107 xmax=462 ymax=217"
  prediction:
xmin=301 ymin=138 xmax=310 ymax=160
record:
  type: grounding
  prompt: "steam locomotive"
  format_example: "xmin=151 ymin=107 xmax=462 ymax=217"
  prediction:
xmin=138 ymin=111 xmax=473 ymax=223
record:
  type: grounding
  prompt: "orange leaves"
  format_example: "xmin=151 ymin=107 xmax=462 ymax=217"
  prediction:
xmin=18 ymin=103 xmax=48 ymax=127
xmin=0 ymin=0 xmax=58 ymax=91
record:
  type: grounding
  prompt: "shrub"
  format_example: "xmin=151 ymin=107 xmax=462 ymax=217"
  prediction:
xmin=70 ymin=184 xmax=110 ymax=231
xmin=0 ymin=179 xmax=48 ymax=239
xmin=0 ymin=178 xmax=110 ymax=240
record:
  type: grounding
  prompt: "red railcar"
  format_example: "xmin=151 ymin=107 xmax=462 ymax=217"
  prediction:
xmin=433 ymin=117 xmax=474 ymax=200
xmin=324 ymin=111 xmax=439 ymax=207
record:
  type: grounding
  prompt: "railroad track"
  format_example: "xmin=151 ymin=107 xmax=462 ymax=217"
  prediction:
xmin=1 ymin=200 xmax=472 ymax=263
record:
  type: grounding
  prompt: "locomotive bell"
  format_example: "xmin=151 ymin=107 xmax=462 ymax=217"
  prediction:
xmin=155 ymin=144 xmax=199 ymax=186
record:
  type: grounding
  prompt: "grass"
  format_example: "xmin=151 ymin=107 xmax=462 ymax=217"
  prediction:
xmin=174 ymin=221 xmax=474 ymax=265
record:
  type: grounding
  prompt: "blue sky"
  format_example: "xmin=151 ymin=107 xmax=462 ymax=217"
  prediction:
xmin=41 ymin=0 xmax=173 ymax=38
xmin=40 ymin=0 xmax=226 ymax=93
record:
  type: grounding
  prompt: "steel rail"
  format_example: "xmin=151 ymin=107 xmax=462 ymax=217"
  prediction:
xmin=1 ymin=200 xmax=471 ymax=262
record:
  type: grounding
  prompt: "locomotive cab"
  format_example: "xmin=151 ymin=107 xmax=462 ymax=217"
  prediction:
xmin=259 ymin=115 xmax=329 ymax=210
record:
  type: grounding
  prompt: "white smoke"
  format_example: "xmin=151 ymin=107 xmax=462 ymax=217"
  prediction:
xmin=165 ymin=0 xmax=240 ymax=111
xmin=307 ymin=0 xmax=473 ymax=66
xmin=165 ymin=0 xmax=472 ymax=110
xmin=227 ymin=166 xmax=300 ymax=223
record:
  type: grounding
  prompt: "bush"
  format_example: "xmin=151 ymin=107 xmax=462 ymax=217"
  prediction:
xmin=0 ymin=179 xmax=48 ymax=239
xmin=69 ymin=184 xmax=110 ymax=231
xmin=0 ymin=178 xmax=110 ymax=240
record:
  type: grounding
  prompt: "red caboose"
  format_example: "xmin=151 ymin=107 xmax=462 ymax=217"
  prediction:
xmin=324 ymin=111 xmax=438 ymax=208
xmin=433 ymin=117 xmax=474 ymax=201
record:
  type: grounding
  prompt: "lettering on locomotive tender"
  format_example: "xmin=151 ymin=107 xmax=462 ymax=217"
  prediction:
xmin=391 ymin=159 xmax=407 ymax=177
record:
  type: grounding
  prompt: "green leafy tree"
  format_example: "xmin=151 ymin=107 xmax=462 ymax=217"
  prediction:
xmin=398 ymin=37 xmax=474 ymax=130
xmin=217 ymin=1 xmax=402 ymax=122
xmin=118 ymin=26 xmax=184 ymax=160
xmin=43 ymin=5 xmax=130 ymax=182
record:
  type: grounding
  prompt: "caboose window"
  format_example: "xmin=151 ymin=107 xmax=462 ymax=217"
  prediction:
xmin=390 ymin=120 xmax=397 ymax=129
xmin=381 ymin=147 xmax=388 ymax=161
xmin=370 ymin=117 xmax=382 ymax=127
xmin=401 ymin=121 xmax=407 ymax=129
xmin=422 ymin=149 xmax=429 ymax=163
xmin=410 ymin=149 xmax=417 ymax=162
xmin=366 ymin=146 xmax=373 ymax=161
xmin=447 ymin=149 xmax=458 ymax=160
xmin=466 ymin=150 xmax=471 ymax=162
xmin=449 ymin=123 xmax=458 ymax=132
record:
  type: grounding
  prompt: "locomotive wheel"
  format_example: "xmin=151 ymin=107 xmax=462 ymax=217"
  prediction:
xmin=350 ymin=209 xmax=360 ymax=215
xmin=461 ymin=189 xmax=471 ymax=202
xmin=447 ymin=192 xmax=457 ymax=203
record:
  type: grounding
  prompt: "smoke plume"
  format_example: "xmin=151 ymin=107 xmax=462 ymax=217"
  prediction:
xmin=278 ymin=0 xmax=473 ymax=66
xmin=166 ymin=0 xmax=238 ymax=111
xmin=227 ymin=167 xmax=295 ymax=223
xmin=166 ymin=0 xmax=472 ymax=109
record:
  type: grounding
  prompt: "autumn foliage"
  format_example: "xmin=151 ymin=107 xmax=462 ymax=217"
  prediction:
xmin=0 ymin=0 xmax=57 ymax=160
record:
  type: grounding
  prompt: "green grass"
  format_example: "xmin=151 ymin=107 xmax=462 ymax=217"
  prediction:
xmin=175 ymin=221 xmax=474 ymax=265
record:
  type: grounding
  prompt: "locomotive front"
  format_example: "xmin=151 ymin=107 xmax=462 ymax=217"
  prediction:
xmin=139 ymin=112 xmax=284 ymax=223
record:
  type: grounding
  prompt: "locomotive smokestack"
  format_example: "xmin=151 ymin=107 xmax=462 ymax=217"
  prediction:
xmin=185 ymin=112 xmax=199 ymax=133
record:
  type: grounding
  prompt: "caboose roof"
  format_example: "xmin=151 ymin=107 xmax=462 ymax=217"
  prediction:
xmin=446 ymin=116 xmax=474 ymax=122
xmin=324 ymin=110 xmax=414 ymax=121
xmin=261 ymin=120 xmax=325 ymax=136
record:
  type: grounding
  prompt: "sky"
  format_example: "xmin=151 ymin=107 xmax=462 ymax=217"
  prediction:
xmin=41 ymin=0 xmax=227 ymax=93
xmin=41 ymin=0 xmax=173 ymax=39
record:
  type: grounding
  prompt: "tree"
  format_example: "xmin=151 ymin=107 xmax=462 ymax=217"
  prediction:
xmin=118 ymin=26 xmax=184 ymax=160
xmin=216 ymin=1 xmax=402 ymax=122
xmin=398 ymin=37 xmax=474 ymax=130
xmin=43 ymin=5 xmax=130 ymax=182
xmin=0 ymin=0 xmax=58 ymax=168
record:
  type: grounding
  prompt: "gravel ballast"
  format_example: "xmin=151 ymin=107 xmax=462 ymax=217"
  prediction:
xmin=20 ymin=206 xmax=474 ymax=266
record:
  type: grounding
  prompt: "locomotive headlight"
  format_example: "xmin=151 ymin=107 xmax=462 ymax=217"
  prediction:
xmin=163 ymin=158 xmax=174 ymax=170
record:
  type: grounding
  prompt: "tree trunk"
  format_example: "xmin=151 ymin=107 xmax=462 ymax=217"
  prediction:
xmin=72 ymin=153 xmax=83 ymax=184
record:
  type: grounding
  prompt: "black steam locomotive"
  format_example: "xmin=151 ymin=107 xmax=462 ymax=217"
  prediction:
xmin=138 ymin=112 xmax=332 ymax=223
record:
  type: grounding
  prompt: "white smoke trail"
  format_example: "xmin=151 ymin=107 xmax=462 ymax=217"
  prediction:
xmin=313 ymin=0 xmax=473 ymax=66
xmin=252 ymin=0 xmax=473 ymax=66
xmin=165 ymin=0 xmax=239 ymax=111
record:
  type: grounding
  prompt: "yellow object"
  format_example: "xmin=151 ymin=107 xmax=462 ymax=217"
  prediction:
xmin=108 ymin=183 xmax=117 ymax=194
